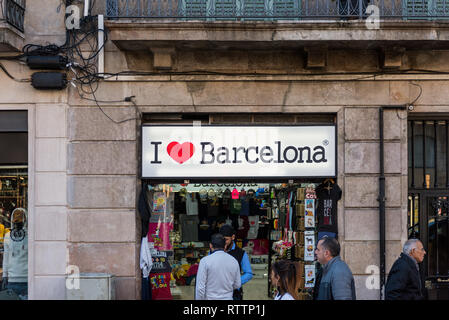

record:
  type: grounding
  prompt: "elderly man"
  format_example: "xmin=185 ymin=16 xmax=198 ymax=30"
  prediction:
xmin=385 ymin=238 xmax=426 ymax=300
xmin=314 ymin=236 xmax=356 ymax=300
xmin=195 ymin=233 xmax=241 ymax=300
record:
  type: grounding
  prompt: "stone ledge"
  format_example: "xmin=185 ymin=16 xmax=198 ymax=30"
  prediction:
xmin=106 ymin=20 xmax=449 ymax=51
xmin=0 ymin=21 xmax=24 ymax=52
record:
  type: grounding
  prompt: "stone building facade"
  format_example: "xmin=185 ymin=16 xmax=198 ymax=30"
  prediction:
xmin=1 ymin=0 xmax=448 ymax=299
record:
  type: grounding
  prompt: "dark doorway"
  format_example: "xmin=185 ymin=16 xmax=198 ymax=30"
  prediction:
xmin=408 ymin=116 xmax=449 ymax=300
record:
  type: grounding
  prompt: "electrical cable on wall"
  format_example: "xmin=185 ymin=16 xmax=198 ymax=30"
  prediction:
xmin=409 ymin=81 xmax=423 ymax=106
xmin=0 ymin=62 xmax=30 ymax=83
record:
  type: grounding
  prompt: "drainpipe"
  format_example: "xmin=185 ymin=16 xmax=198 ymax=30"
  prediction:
xmin=378 ymin=105 xmax=407 ymax=300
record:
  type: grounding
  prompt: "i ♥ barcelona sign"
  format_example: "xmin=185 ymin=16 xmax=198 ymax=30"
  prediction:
xmin=141 ymin=125 xmax=336 ymax=179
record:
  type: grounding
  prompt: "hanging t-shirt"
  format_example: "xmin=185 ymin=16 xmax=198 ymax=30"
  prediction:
xmin=151 ymin=192 xmax=172 ymax=223
xmin=230 ymin=199 xmax=242 ymax=215
xmin=247 ymin=216 xmax=259 ymax=239
xmin=221 ymin=189 xmax=232 ymax=216
xmin=240 ymin=196 xmax=250 ymax=216
xmin=249 ymin=198 xmax=263 ymax=216
xmin=150 ymin=250 xmax=173 ymax=273
xmin=236 ymin=216 xmax=249 ymax=239
xmin=315 ymin=182 xmax=342 ymax=234
xmin=199 ymin=189 xmax=208 ymax=204
xmin=198 ymin=192 xmax=209 ymax=220
xmin=179 ymin=214 xmax=199 ymax=242
xmin=148 ymin=222 xmax=173 ymax=251
xmin=150 ymin=272 xmax=172 ymax=300
xmin=277 ymin=193 xmax=287 ymax=229
xmin=174 ymin=193 xmax=186 ymax=215
xmin=198 ymin=218 xmax=212 ymax=241
xmin=223 ymin=188 xmax=232 ymax=202
xmin=257 ymin=224 xmax=269 ymax=239
xmin=185 ymin=193 xmax=199 ymax=215
xmin=152 ymin=192 xmax=167 ymax=214
xmin=207 ymin=196 xmax=220 ymax=217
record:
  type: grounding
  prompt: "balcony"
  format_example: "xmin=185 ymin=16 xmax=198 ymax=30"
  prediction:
xmin=0 ymin=0 xmax=25 ymax=52
xmin=106 ymin=0 xmax=449 ymax=20
xmin=104 ymin=0 xmax=449 ymax=53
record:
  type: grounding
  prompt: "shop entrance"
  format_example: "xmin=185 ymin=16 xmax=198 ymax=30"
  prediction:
xmin=143 ymin=179 xmax=341 ymax=300
xmin=140 ymin=116 xmax=338 ymax=300
xmin=408 ymin=117 xmax=449 ymax=299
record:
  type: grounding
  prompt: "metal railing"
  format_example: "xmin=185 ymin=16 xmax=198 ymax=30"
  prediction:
xmin=3 ymin=0 xmax=25 ymax=32
xmin=105 ymin=0 xmax=449 ymax=20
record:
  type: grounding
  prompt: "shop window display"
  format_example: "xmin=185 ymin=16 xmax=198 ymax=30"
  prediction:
xmin=0 ymin=167 xmax=28 ymax=300
xmin=142 ymin=180 xmax=341 ymax=300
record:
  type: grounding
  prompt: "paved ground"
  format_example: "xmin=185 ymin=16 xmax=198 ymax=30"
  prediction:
xmin=172 ymin=278 xmax=271 ymax=300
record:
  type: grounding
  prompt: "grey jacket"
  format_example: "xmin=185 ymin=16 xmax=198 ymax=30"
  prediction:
xmin=316 ymin=256 xmax=356 ymax=300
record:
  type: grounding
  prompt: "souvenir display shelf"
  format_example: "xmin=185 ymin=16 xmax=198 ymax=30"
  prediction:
xmin=267 ymin=183 xmax=318 ymax=300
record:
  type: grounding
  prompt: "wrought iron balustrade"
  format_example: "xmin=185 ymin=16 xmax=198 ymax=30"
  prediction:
xmin=106 ymin=0 xmax=449 ymax=20
xmin=3 ymin=0 xmax=25 ymax=32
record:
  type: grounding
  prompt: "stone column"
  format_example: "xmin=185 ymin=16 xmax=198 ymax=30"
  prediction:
xmin=342 ymin=106 xmax=407 ymax=300
xmin=67 ymin=103 xmax=139 ymax=300
xmin=33 ymin=103 xmax=69 ymax=299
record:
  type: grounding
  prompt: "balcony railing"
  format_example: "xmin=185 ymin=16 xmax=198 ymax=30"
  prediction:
xmin=3 ymin=0 xmax=25 ymax=32
xmin=106 ymin=0 xmax=449 ymax=20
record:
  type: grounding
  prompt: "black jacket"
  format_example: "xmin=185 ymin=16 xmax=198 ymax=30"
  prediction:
xmin=138 ymin=182 xmax=152 ymax=238
xmin=385 ymin=253 xmax=425 ymax=300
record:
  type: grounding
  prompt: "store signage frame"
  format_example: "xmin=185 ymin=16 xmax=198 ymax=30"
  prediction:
xmin=141 ymin=124 xmax=337 ymax=181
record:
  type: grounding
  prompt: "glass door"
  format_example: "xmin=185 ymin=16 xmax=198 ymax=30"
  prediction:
xmin=423 ymin=194 xmax=449 ymax=299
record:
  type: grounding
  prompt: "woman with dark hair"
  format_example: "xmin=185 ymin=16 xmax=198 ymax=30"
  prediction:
xmin=270 ymin=260 xmax=299 ymax=300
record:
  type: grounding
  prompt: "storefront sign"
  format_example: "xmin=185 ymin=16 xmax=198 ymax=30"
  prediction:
xmin=142 ymin=125 xmax=336 ymax=179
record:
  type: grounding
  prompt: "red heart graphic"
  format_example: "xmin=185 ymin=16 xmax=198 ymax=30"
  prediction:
xmin=167 ymin=142 xmax=195 ymax=164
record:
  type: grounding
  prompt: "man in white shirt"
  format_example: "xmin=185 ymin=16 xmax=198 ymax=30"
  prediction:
xmin=195 ymin=233 xmax=241 ymax=300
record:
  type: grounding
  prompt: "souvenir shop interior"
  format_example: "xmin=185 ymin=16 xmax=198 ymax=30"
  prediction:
xmin=0 ymin=167 xmax=28 ymax=284
xmin=144 ymin=179 xmax=342 ymax=300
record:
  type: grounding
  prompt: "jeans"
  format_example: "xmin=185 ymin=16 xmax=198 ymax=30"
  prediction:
xmin=141 ymin=277 xmax=152 ymax=300
xmin=6 ymin=282 xmax=28 ymax=300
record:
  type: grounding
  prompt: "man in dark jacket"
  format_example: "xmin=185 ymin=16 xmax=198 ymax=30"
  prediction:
xmin=385 ymin=239 xmax=426 ymax=300
xmin=314 ymin=237 xmax=356 ymax=300
xmin=219 ymin=224 xmax=253 ymax=300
